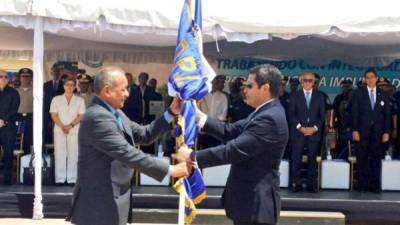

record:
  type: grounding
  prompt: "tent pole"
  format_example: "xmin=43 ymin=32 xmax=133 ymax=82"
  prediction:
xmin=32 ymin=16 xmax=44 ymax=220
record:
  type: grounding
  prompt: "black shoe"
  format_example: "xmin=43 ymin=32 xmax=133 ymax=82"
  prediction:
xmin=307 ymin=187 xmax=318 ymax=193
xmin=369 ymin=187 xmax=381 ymax=193
xmin=290 ymin=183 xmax=302 ymax=192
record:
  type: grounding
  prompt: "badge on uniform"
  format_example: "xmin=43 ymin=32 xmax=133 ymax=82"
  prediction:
xmin=381 ymin=101 xmax=385 ymax=106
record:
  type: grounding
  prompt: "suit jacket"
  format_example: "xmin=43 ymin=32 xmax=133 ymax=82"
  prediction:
xmin=288 ymin=89 xmax=326 ymax=141
xmin=43 ymin=80 xmax=64 ymax=124
xmin=351 ymin=86 xmax=391 ymax=137
xmin=196 ymin=99 xmax=288 ymax=225
xmin=69 ymin=96 xmax=171 ymax=225
xmin=140 ymin=86 xmax=163 ymax=124
xmin=122 ymin=85 xmax=142 ymax=123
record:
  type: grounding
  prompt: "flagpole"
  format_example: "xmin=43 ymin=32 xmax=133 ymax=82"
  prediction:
xmin=178 ymin=190 xmax=185 ymax=225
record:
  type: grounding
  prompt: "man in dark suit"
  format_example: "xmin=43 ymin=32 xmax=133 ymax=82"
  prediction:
xmin=289 ymin=72 xmax=325 ymax=192
xmin=43 ymin=62 xmax=64 ymax=145
xmin=121 ymin=72 xmax=142 ymax=123
xmin=138 ymin=72 xmax=156 ymax=124
xmin=0 ymin=69 xmax=20 ymax=185
xmin=351 ymin=68 xmax=391 ymax=192
xmin=68 ymin=66 xmax=189 ymax=225
xmin=178 ymin=64 xmax=289 ymax=225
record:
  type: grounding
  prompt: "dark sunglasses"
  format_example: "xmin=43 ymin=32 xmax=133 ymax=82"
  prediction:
xmin=242 ymin=82 xmax=254 ymax=89
xmin=302 ymin=79 xmax=314 ymax=83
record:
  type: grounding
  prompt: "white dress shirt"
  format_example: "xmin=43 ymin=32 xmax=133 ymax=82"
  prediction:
xmin=199 ymin=91 xmax=228 ymax=121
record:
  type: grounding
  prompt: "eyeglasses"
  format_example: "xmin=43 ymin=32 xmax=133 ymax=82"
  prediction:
xmin=302 ymin=79 xmax=314 ymax=83
xmin=0 ymin=75 xmax=8 ymax=79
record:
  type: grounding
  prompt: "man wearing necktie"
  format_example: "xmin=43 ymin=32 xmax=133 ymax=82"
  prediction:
xmin=288 ymin=72 xmax=326 ymax=192
xmin=351 ymin=68 xmax=391 ymax=192
xmin=68 ymin=66 xmax=190 ymax=225
xmin=177 ymin=64 xmax=289 ymax=225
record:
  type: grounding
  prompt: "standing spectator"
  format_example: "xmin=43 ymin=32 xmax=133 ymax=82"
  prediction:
xmin=289 ymin=77 xmax=300 ymax=94
xmin=122 ymin=72 xmax=142 ymax=123
xmin=377 ymin=78 xmax=397 ymax=158
xmin=138 ymin=72 xmax=155 ymax=124
xmin=77 ymin=74 xmax=95 ymax=108
xmin=332 ymin=79 xmax=354 ymax=159
xmin=289 ymin=72 xmax=325 ymax=192
xmin=352 ymin=68 xmax=391 ymax=192
xmin=43 ymin=62 xmax=79 ymax=147
xmin=43 ymin=62 xmax=66 ymax=147
xmin=147 ymin=78 xmax=163 ymax=105
xmin=228 ymin=77 xmax=254 ymax=123
xmin=0 ymin=69 xmax=20 ymax=185
xmin=279 ymin=76 xmax=291 ymax=158
xmin=199 ymin=75 xmax=229 ymax=149
xmin=50 ymin=78 xmax=85 ymax=184
xmin=199 ymin=75 xmax=229 ymax=121
xmin=16 ymin=68 xmax=33 ymax=154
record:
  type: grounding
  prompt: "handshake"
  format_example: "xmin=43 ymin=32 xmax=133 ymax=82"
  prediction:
xmin=170 ymin=145 xmax=196 ymax=178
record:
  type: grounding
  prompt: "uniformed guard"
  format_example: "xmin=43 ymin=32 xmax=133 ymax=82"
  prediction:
xmin=77 ymin=73 xmax=95 ymax=107
xmin=332 ymin=79 xmax=354 ymax=158
xmin=16 ymin=68 xmax=33 ymax=154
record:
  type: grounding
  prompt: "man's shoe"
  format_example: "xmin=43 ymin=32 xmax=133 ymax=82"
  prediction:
xmin=290 ymin=183 xmax=302 ymax=192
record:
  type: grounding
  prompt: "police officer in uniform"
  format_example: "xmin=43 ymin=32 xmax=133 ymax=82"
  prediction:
xmin=332 ymin=79 xmax=354 ymax=158
xmin=77 ymin=73 xmax=95 ymax=108
xmin=0 ymin=69 xmax=20 ymax=185
xmin=16 ymin=68 xmax=34 ymax=154
xmin=377 ymin=78 xmax=398 ymax=157
xmin=279 ymin=76 xmax=291 ymax=158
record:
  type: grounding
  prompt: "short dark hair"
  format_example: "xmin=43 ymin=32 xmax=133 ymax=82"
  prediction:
xmin=364 ymin=67 xmax=378 ymax=78
xmin=63 ymin=77 xmax=76 ymax=85
xmin=249 ymin=64 xmax=282 ymax=98
xmin=139 ymin=72 xmax=149 ymax=79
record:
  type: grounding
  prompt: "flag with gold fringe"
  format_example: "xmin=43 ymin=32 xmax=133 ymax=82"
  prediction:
xmin=168 ymin=0 xmax=215 ymax=224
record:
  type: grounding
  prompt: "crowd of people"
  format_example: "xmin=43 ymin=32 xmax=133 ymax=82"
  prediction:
xmin=0 ymin=62 xmax=164 ymax=185
xmin=0 ymin=63 xmax=398 ymax=193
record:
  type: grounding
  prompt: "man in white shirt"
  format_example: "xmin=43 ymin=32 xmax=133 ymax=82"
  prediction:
xmin=199 ymin=75 xmax=229 ymax=149
xmin=200 ymin=75 xmax=228 ymax=121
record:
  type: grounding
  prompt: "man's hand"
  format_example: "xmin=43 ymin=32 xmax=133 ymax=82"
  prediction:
xmin=0 ymin=119 xmax=4 ymax=128
xmin=171 ymin=161 xmax=190 ymax=178
xmin=352 ymin=131 xmax=360 ymax=142
xmin=169 ymin=97 xmax=184 ymax=116
xmin=382 ymin=133 xmax=390 ymax=143
xmin=300 ymin=127 xmax=316 ymax=136
xmin=176 ymin=145 xmax=193 ymax=162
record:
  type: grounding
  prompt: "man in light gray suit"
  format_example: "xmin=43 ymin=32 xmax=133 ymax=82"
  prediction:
xmin=68 ymin=66 xmax=189 ymax=225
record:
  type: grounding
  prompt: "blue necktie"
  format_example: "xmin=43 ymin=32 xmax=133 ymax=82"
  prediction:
xmin=369 ymin=90 xmax=375 ymax=110
xmin=114 ymin=111 xmax=125 ymax=130
xmin=306 ymin=92 xmax=311 ymax=109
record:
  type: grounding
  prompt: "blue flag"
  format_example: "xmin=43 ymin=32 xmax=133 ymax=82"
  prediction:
xmin=169 ymin=0 xmax=214 ymax=224
xmin=168 ymin=0 xmax=215 ymax=147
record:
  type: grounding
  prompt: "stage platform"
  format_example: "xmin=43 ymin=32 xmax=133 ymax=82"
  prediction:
xmin=0 ymin=185 xmax=399 ymax=225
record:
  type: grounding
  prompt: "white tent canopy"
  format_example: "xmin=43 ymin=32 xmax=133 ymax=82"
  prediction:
xmin=2 ymin=0 xmax=400 ymax=66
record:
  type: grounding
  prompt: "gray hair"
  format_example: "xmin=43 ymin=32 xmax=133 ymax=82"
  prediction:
xmin=93 ymin=66 xmax=125 ymax=94
xmin=249 ymin=64 xmax=282 ymax=98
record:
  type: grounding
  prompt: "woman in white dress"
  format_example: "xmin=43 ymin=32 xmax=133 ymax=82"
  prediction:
xmin=50 ymin=77 xmax=85 ymax=184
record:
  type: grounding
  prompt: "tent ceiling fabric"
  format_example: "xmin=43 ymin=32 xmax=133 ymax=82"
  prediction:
xmin=2 ymin=0 xmax=400 ymax=66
